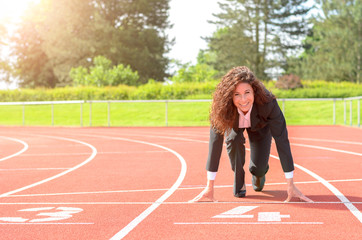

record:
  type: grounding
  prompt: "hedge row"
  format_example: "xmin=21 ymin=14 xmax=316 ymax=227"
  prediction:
xmin=0 ymin=80 xmax=361 ymax=102
xmin=271 ymin=80 xmax=362 ymax=98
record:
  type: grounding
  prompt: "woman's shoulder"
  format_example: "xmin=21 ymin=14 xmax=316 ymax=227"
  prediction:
xmin=255 ymin=98 xmax=278 ymax=115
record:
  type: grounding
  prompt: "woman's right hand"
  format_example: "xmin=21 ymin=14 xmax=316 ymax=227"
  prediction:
xmin=189 ymin=180 xmax=217 ymax=202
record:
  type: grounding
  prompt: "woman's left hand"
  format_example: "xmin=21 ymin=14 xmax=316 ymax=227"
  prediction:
xmin=284 ymin=178 xmax=313 ymax=202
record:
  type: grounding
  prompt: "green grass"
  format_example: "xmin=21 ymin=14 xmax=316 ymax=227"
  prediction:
xmin=0 ymin=99 xmax=360 ymax=127
xmin=282 ymin=100 xmax=360 ymax=125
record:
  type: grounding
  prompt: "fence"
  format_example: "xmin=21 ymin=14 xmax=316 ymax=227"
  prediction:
xmin=0 ymin=97 xmax=361 ymax=127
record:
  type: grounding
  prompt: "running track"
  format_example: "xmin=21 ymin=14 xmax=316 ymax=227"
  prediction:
xmin=0 ymin=126 xmax=361 ymax=240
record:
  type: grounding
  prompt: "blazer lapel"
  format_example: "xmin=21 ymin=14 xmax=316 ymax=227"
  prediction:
xmin=250 ymin=103 xmax=260 ymax=131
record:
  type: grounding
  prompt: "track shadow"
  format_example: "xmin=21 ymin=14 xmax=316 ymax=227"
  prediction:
xmin=243 ymin=190 xmax=362 ymax=211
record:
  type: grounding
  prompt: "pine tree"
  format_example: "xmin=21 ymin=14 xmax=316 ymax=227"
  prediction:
xmin=206 ymin=0 xmax=312 ymax=79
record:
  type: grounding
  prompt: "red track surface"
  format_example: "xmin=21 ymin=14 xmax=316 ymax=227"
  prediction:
xmin=0 ymin=126 xmax=361 ymax=239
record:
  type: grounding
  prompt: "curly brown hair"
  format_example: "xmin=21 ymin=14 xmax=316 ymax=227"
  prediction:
xmin=210 ymin=66 xmax=275 ymax=134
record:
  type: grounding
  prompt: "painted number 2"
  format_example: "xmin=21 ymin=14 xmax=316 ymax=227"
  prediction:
xmin=0 ymin=207 xmax=83 ymax=223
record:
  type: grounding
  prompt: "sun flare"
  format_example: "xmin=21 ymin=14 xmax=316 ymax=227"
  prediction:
xmin=0 ymin=0 xmax=40 ymax=22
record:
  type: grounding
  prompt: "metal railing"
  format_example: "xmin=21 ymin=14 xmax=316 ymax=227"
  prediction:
xmin=0 ymin=97 xmax=360 ymax=127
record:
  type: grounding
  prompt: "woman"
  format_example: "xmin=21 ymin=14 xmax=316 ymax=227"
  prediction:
xmin=190 ymin=66 xmax=312 ymax=202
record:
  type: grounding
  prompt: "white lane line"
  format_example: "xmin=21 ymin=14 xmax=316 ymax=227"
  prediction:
xmin=6 ymin=178 xmax=362 ymax=198
xmin=291 ymin=143 xmax=362 ymax=156
xmin=174 ymin=222 xmax=324 ymax=225
xmin=94 ymin=131 xmax=362 ymax=148
xmin=0 ymin=201 xmax=361 ymax=205
xmin=0 ymin=168 xmax=69 ymax=171
xmin=0 ymin=222 xmax=94 ymax=225
xmin=18 ymin=153 xmax=91 ymax=156
xmin=290 ymin=137 xmax=362 ymax=145
xmin=0 ymin=136 xmax=97 ymax=198
xmin=0 ymin=137 xmax=29 ymax=162
xmin=78 ymin=135 xmax=186 ymax=240
xmin=117 ymin=134 xmax=362 ymax=157
xmin=18 ymin=150 xmax=167 ymax=157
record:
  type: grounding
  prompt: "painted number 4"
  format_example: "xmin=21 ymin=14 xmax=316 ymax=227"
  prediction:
xmin=0 ymin=207 xmax=83 ymax=223
xmin=213 ymin=206 xmax=290 ymax=222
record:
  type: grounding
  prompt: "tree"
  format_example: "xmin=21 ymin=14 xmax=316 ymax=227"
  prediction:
xmin=205 ymin=0 xmax=312 ymax=79
xmin=9 ymin=4 xmax=58 ymax=88
xmin=9 ymin=0 xmax=97 ymax=88
xmin=37 ymin=0 xmax=98 ymax=86
xmin=8 ymin=0 xmax=173 ymax=88
xmin=93 ymin=0 xmax=173 ymax=84
xmin=0 ymin=24 xmax=11 ymax=84
xmin=170 ymin=50 xmax=219 ymax=83
xmin=297 ymin=0 xmax=361 ymax=83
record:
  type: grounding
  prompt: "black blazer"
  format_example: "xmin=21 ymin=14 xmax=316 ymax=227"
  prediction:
xmin=206 ymin=99 xmax=294 ymax=173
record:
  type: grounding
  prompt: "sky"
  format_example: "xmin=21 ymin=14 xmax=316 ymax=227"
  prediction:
xmin=166 ymin=0 xmax=220 ymax=64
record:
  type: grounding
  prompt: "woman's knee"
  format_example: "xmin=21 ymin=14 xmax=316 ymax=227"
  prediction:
xmin=249 ymin=165 xmax=269 ymax=177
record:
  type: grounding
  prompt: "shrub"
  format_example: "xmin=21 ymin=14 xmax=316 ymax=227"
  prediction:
xmin=275 ymin=74 xmax=303 ymax=90
xmin=70 ymin=56 xmax=139 ymax=87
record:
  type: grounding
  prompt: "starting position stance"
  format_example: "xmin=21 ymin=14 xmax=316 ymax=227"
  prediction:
xmin=190 ymin=66 xmax=312 ymax=202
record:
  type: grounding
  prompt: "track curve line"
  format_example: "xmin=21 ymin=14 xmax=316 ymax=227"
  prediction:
xmin=77 ymin=134 xmax=187 ymax=240
xmin=0 ymin=137 xmax=29 ymax=162
xmin=295 ymin=163 xmax=362 ymax=224
xmin=0 ymin=135 xmax=97 ymax=198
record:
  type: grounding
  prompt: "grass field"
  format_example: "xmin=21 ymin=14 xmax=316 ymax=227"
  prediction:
xmin=0 ymin=99 xmax=360 ymax=127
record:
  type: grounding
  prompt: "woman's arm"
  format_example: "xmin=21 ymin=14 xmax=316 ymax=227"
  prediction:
xmin=206 ymin=128 xmax=224 ymax=172
xmin=266 ymin=99 xmax=294 ymax=173
xmin=189 ymin=128 xmax=224 ymax=202
xmin=266 ymin=100 xmax=312 ymax=202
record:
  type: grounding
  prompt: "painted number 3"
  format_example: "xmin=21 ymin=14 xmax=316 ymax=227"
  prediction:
xmin=0 ymin=207 xmax=83 ymax=223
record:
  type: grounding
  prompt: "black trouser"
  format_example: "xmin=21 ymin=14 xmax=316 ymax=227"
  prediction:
xmin=225 ymin=128 xmax=271 ymax=196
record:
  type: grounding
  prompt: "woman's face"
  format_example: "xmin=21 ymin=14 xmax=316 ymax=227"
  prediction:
xmin=232 ymin=82 xmax=254 ymax=114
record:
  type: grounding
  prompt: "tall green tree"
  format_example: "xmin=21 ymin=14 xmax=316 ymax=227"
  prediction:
xmin=8 ymin=0 xmax=172 ymax=88
xmin=10 ymin=0 xmax=101 ymax=87
xmin=9 ymin=3 xmax=58 ymax=88
xmin=297 ymin=0 xmax=361 ymax=83
xmin=205 ymin=0 xmax=312 ymax=79
xmin=37 ymin=0 xmax=98 ymax=86
xmin=93 ymin=0 xmax=173 ymax=84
